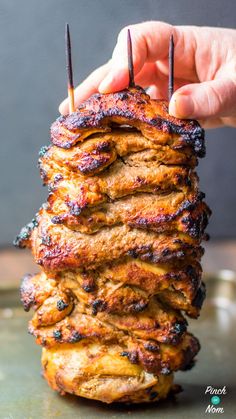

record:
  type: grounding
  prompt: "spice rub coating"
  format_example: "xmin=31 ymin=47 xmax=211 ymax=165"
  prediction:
xmin=51 ymin=87 xmax=205 ymax=157
xmin=16 ymin=86 xmax=210 ymax=404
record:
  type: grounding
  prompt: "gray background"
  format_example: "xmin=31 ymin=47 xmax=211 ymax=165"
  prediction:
xmin=0 ymin=0 xmax=235 ymax=245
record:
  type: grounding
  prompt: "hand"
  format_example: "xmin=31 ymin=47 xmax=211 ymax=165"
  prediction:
xmin=59 ymin=21 xmax=236 ymax=128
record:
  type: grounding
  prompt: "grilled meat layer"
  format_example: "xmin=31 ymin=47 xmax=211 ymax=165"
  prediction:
xmin=17 ymin=208 xmax=205 ymax=272
xmin=51 ymin=87 xmax=205 ymax=157
xmin=42 ymin=344 xmax=175 ymax=403
xmin=21 ymin=257 xmax=205 ymax=318
xmin=22 ymin=274 xmax=199 ymax=376
xmin=16 ymin=86 xmax=209 ymax=404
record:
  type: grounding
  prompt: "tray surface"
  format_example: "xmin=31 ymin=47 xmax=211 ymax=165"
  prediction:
xmin=0 ymin=271 xmax=236 ymax=419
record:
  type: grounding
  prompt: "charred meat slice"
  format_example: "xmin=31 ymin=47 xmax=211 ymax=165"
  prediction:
xmin=15 ymin=87 xmax=209 ymax=404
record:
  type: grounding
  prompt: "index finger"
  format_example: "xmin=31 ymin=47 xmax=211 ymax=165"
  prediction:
xmin=99 ymin=21 xmax=177 ymax=93
xmin=60 ymin=21 xmax=197 ymax=113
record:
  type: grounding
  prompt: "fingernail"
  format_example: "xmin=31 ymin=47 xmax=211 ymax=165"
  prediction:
xmin=99 ymin=73 xmax=114 ymax=93
xmin=169 ymin=94 xmax=194 ymax=118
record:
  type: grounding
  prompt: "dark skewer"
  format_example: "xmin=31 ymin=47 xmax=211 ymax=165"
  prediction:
xmin=127 ymin=29 xmax=135 ymax=88
xmin=65 ymin=23 xmax=75 ymax=114
xmin=168 ymin=34 xmax=174 ymax=102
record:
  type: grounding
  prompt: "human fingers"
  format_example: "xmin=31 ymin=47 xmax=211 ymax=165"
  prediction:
xmin=59 ymin=21 xmax=199 ymax=112
xmin=99 ymin=21 xmax=175 ymax=93
xmin=59 ymin=61 xmax=110 ymax=115
xmin=145 ymin=76 xmax=189 ymax=100
xmin=147 ymin=85 xmax=227 ymax=128
xmin=169 ymin=78 xmax=236 ymax=125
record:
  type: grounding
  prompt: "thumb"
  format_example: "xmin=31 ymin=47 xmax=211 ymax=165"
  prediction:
xmin=169 ymin=78 xmax=236 ymax=120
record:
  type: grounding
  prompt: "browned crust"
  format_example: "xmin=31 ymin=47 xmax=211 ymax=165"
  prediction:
xmin=29 ymin=304 xmax=199 ymax=375
xmin=41 ymin=343 xmax=176 ymax=403
xmin=29 ymin=296 xmax=188 ymax=346
xmin=43 ymin=163 xmax=198 ymax=215
xmin=28 ymin=291 xmax=200 ymax=375
xmin=20 ymin=272 xmax=56 ymax=311
xmin=20 ymin=258 xmax=204 ymax=319
xmin=39 ymin=130 xmax=197 ymax=180
xmin=47 ymin=191 xmax=210 ymax=238
xmin=51 ymin=87 xmax=205 ymax=157
xmin=16 ymin=208 xmax=204 ymax=272
xmin=15 ymin=86 xmax=209 ymax=404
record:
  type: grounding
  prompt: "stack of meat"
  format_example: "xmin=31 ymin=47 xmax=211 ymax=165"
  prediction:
xmin=15 ymin=87 xmax=210 ymax=404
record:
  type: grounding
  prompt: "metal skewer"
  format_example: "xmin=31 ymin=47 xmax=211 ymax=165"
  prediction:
xmin=65 ymin=23 xmax=75 ymax=114
xmin=168 ymin=34 xmax=174 ymax=101
xmin=127 ymin=29 xmax=135 ymax=88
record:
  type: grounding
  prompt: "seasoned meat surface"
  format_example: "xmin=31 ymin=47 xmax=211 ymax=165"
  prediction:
xmin=16 ymin=86 xmax=210 ymax=403
xmin=18 ymin=208 xmax=205 ymax=272
xmin=42 ymin=344 xmax=175 ymax=403
xmin=51 ymin=87 xmax=205 ymax=157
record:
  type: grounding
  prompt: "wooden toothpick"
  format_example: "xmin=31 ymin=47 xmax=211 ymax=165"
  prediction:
xmin=168 ymin=34 xmax=174 ymax=102
xmin=127 ymin=29 xmax=135 ymax=88
xmin=65 ymin=23 xmax=75 ymax=114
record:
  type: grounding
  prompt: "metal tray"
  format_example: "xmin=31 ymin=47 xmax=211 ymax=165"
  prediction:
xmin=0 ymin=271 xmax=236 ymax=419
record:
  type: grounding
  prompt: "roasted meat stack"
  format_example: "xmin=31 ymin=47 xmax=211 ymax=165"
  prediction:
xmin=15 ymin=87 xmax=210 ymax=404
